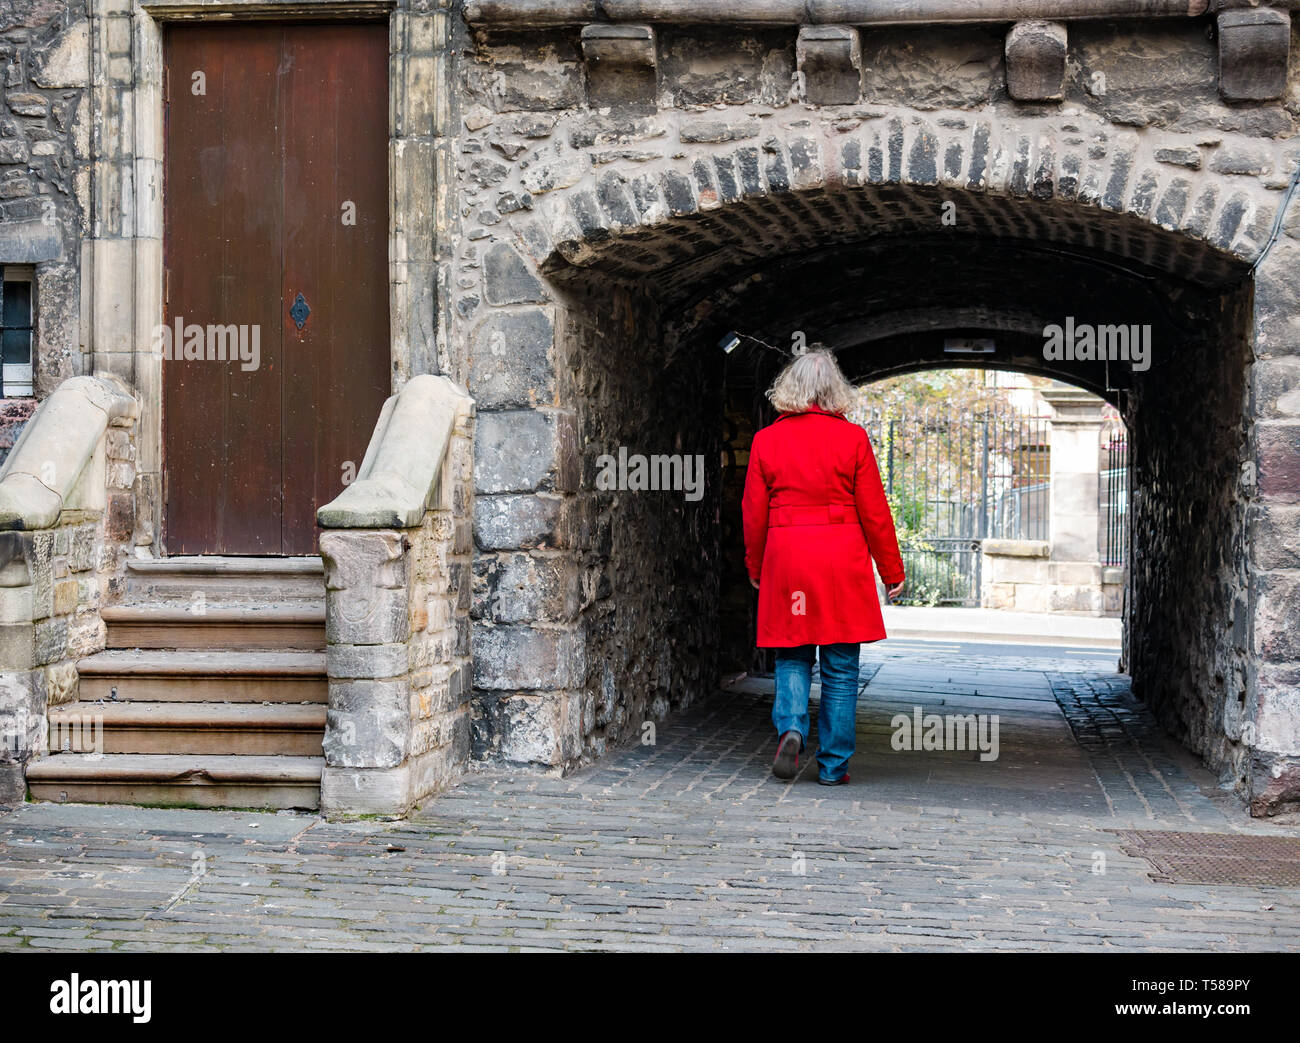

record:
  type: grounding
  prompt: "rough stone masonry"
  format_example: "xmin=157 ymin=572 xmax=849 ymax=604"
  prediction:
xmin=0 ymin=0 xmax=85 ymax=457
xmin=449 ymin=4 xmax=1300 ymax=816
xmin=2 ymin=1 xmax=1300 ymax=817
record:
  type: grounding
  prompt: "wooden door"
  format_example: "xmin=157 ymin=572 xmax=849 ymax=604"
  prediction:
xmin=162 ymin=22 xmax=390 ymax=555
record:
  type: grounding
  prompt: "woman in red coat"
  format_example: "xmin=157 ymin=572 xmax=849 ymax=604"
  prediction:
xmin=742 ymin=349 xmax=905 ymax=785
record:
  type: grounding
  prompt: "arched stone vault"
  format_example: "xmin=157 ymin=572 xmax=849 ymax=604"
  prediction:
xmin=522 ymin=115 xmax=1270 ymax=295
xmin=457 ymin=20 xmax=1300 ymax=814
xmin=656 ymin=233 xmax=1229 ymax=396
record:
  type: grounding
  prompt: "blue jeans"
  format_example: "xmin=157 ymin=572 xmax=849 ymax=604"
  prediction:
xmin=773 ymin=643 xmax=861 ymax=782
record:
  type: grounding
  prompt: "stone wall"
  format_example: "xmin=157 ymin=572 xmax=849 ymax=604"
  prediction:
xmin=719 ymin=375 xmax=765 ymax=673
xmin=0 ymin=374 xmax=137 ymax=802
xmin=470 ymin=279 xmax=723 ymax=768
xmin=982 ymin=540 xmax=1125 ymax=617
xmin=318 ymin=390 xmax=476 ymax=818
xmin=449 ymin=11 xmax=1300 ymax=813
xmin=1246 ymin=215 xmax=1300 ymax=816
xmin=0 ymin=3 xmax=1293 ymax=814
xmin=1126 ymin=285 xmax=1254 ymax=807
xmin=0 ymin=399 xmax=36 ymax=465
xmin=0 ymin=0 xmax=89 ymax=409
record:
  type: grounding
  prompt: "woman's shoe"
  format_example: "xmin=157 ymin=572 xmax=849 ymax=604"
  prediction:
xmin=773 ymin=731 xmax=802 ymax=780
xmin=818 ymin=772 xmax=850 ymax=786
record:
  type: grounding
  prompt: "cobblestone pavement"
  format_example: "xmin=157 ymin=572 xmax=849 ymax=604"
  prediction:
xmin=2 ymin=646 xmax=1298 ymax=952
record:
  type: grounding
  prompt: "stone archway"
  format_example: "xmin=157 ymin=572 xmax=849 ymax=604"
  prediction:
xmin=454 ymin=28 xmax=1300 ymax=813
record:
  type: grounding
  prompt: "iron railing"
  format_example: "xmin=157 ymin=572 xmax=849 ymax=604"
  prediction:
xmin=854 ymin=404 xmax=1051 ymax=606
xmin=1100 ymin=419 xmax=1129 ymax=568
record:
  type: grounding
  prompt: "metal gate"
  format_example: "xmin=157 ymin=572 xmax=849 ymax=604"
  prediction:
xmin=1100 ymin=418 xmax=1129 ymax=568
xmin=855 ymin=403 xmax=1051 ymax=606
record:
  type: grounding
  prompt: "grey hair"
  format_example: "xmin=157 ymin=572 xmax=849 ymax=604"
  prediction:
xmin=766 ymin=347 xmax=856 ymax=415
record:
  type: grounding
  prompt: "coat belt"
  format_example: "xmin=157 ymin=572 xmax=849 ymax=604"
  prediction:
xmin=767 ymin=504 xmax=856 ymax=527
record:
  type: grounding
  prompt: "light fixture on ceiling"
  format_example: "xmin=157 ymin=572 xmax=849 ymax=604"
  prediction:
xmin=943 ymin=337 xmax=997 ymax=355
xmin=720 ymin=330 xmax=791 ymax=356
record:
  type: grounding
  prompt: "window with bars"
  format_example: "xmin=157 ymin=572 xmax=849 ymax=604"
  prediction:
xmin=1 ymin=268 xmax=34 ymax=398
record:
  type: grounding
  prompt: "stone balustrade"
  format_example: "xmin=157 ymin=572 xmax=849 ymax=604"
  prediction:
xmin=316 ymin=375 xmax=476 ymax=818
xmin=0 ymin=375 xmax=140 ymax=803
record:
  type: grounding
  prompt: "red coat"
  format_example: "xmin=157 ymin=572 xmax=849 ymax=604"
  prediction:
xmin=742 ymin=406 xmax=905 ymax=648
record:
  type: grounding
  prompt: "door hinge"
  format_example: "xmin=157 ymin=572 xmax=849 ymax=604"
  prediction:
xmin=164 ymin=268 xmax=170 ymax=306
xmin=162 ymin=67 xmax=169 ymax=106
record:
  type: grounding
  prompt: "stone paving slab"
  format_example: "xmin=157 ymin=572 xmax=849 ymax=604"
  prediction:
xmin=0 ymin=648 xmax=1298 ymax=951
xmin=881 ymin=606 xmax=1121 ymax=647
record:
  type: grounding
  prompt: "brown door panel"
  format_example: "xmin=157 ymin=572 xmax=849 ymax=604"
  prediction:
xmin=281 ymin=23 xmax=391 ymax=554
xmin=163 ymin=22 xmax=389 ymax=556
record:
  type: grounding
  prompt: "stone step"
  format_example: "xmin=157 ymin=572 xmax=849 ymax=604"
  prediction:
xmin=47 ymin=702 xmax=326 ymax=757
xmin=26 ymin=754 xmax=323 ymax=810
xmin=103 ymin=604 xmax=326 ymax=651
xmin=124 ymin=555 xmax=325 ymax=603
xmin=77 ymin=650 xmax=328 ymax=703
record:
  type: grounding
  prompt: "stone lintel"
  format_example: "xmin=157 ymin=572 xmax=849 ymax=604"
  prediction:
xmin=0 ymin=220 xmax=63 ymax=264
xmin=140 ymin=0 xmax=394 ymax=19
xmin=466 ymin=2 xmax=1230 ymax=29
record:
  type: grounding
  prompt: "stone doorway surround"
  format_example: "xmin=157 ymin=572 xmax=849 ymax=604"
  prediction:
xmin=80 ymin=0 xmax=453 ymax=557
